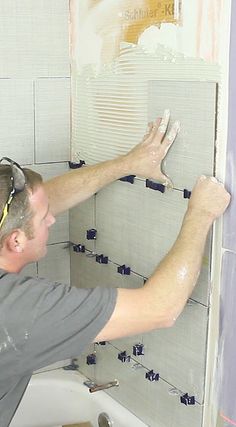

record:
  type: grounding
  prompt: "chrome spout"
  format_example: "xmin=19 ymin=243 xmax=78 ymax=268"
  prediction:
xmin=84 ymin=379 xmax=119 ymax=393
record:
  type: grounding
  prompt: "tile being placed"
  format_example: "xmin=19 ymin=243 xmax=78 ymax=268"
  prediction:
xmin=0 ymin=80 xmax=34 ymax=163
xmin=69 ymin=196 xmax=96 ymax=252
xmin=148 ymin=80 xmax=216 ymax=190
xmin=37 ymin=243 xmax=70 ymax=284
xmin=95 ymin=180 xmax=211 ymax=305
xmin=94 ymin=342 xmax=203 ymax=427
xmin=31 ymin=162 xmax=69 ymax=244
xmin=142 ymin=301 xmax=208 ymax=404
xmin=35 ymin=78 xmax=70 ymax=163
xmin=0 ymin=0 xmax=69 ymax=77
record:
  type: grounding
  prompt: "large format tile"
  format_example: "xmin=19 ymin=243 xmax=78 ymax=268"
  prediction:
xmin=70 ymin=249 xmax=143 ymax=352
xmin=0 ymin=79 xmax=34 ymax=163
xmin=148 ymin=80 xmax=216 ymax=190
xmin=35 ymin=78 xmax=70 ymax=163
xmin=71 ymin=249 xmax=208 ymax=403
xmin=70 ymin=248 xmax=143 ymax=290
xmin=72 ymin=45 xmax=219 ymax=168
xmin=37 ymin=243 xmax=70 ymax=284
xmin=95 ymin=180 xmax=211 ymax=305
xmin=0 ymin=0 xmax=69 ymax=78
xmin=69 ymin=197 xmax=96 ymax=252
xmin=91 ymin=343 xmax=203 ymax=427
xmin=31 ymin=162 xmax=69 ymax=244
xmin=142 ymin=301 xmax=208 ymax=404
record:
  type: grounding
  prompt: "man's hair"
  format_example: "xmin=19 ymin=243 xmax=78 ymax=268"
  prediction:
xmin=0 ymin=166 xmax=43 ymax=248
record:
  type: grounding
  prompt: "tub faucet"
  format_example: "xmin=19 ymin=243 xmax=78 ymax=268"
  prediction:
xmin=83 ymin=379 xmax=119 ymax=393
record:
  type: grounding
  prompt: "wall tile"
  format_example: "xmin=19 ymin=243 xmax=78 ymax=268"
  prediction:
xmin=142 ymin=301 xmax=208 ymax=404
xmin=37 ymin=243 xmax=70 ymax=284
xmin=95 ymin=180 xmax=211 ymax=305
xmin=70 ymin=249 xmax=143 ymax=290
xmin=91 ymin=343 xmax=203 ymax=427
xmin=35 ymin=78 xmax=70 ymax=163
xmin=31 ymin=162 xmax=69 ymax=244
xmin=69 ymin=196 xmax=96 ymax=252
xmin=70 ymin=250 xmax=143 ymax=353
xmin=0 ymin=79 xmax=34 ymax=163
xmin=0 ymin=0 xmax=69 ymax=78
xmin=148 ymin=80 xmax=216 ymax=190
xmin=75 ymin=343 xmax=97 ymax=382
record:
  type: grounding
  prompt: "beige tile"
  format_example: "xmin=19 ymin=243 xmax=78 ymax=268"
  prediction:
xmin=148 ymin=80 xmax=216 ymax=190
xmin=37 ymin=243 xmax=70 ymax=284
xmin=35 ymin=78 xmax=70 ymax=163
xmin=142 ymin=301 xmax=208 ymax=403
xmin=93 ymin=342 xmax=203 ymax=427
xmin=0 ymin=80 xmax=34 ymax=163
xmin=95 ymin=180 xmax=211 ymax=304
xmin=69 ymin=197 xmax=96 ymax=252
xmin=0 ymin=0 xmax=69 ymax=78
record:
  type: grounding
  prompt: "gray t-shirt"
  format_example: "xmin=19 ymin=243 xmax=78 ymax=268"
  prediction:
xmin=0 ymin=269 xmax=117 ymax=427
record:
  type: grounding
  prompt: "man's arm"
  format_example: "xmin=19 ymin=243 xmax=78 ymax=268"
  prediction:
xmin=44 ymin=111 xmax=180 ymax=215
xmin=94 ymin=176 xmax=230 ymax=341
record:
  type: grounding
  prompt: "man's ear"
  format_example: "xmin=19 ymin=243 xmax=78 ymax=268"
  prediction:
xmin=5 ymin=229 xmax=27 ymax=253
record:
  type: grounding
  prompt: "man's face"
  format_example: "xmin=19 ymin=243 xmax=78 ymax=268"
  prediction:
xmin=24 ymin=185 xmax=55 ymax=262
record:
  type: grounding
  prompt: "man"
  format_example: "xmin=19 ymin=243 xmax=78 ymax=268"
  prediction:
xmin=0 ymin=113 xmax=230 ymax=426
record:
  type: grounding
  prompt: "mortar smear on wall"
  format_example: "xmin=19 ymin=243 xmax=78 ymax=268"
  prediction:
xmin=70 ymin=0 xmax=221 ymax=165
xmin=70 ymin=0 xmax=224 ymax=71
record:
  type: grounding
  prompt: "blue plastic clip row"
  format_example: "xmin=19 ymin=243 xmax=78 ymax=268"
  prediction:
xmin=145 ymin=370 xmax=160 ymax=382
xmin=146 ymin=179 xmax=165 ymax=193
xmin=96 ymin=254 xmax=108 ymax=264
xmin=117 ymin=265 xmax=131 ymax=275
xmin=183 ymin=189 xmax=191 ymax=199
xmin=68 ymin=160 xmax=86 ymax=169
xmin=133 ymin=343 xmax=144 ymax=356
xmin=86 ymin=229 xmax=97 ymax=240
xmin=118 ymin=351 xmax=131 ymax=363
xmin=73 ymin=244 xmax=85 ymax=253
xmin=119 ymin=175 xmax=136 ymax=184
xmin=86 ymin=353 xmax=97 ymax=365
xmin=180 ymin=393 xmax=195 ymax=406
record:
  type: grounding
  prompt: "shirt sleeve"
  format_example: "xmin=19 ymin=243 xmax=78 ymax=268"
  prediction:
xmin=1 ymin=272 xmax=117 ymax=374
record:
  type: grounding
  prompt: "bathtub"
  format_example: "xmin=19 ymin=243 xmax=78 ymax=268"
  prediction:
xmin=10 ymin=368 xmax=147 ymax=427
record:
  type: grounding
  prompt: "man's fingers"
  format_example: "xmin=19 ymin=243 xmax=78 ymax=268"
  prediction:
xmin=143 ymin=111 xmax=169 ymax=144
xmin=161 ymin=120 xmax=180 ymax=154
xmin=157 ymin=109 xmax=170 ymax=134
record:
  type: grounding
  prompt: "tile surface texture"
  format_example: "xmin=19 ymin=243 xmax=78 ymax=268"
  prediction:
xmin=35 ymin=78 xmax=70 ymax=163
xmin=71 ymin=79 xmax=217 ymax=426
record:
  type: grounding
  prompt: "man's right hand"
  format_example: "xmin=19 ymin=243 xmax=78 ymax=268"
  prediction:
xmin=188 ymin=175 xmax=231 ymax=221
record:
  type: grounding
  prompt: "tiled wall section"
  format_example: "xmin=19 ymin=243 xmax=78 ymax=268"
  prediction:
xmin=0 ymin=1 xmax=70 ymax=287
xmin=70 ymin=193 xmax=207 ymax=426
xmin=70 ymin=80 xmax=217 ymax=426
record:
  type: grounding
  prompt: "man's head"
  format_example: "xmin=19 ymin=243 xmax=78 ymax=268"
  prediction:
xmin=0 ymin=158 xmax=55 ymax=271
